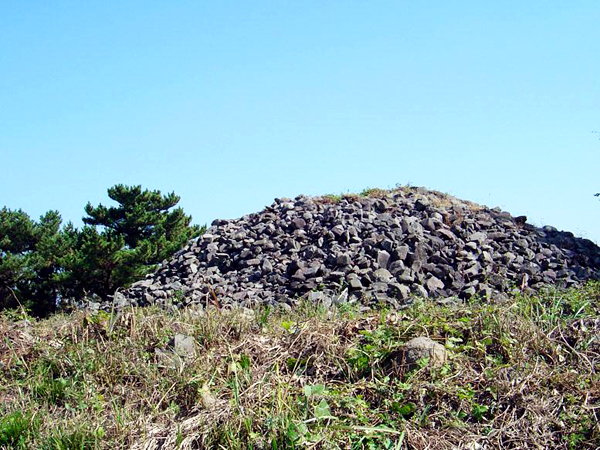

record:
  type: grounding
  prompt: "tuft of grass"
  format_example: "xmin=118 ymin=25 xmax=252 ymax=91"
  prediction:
xmin=0 ymin=411 xmax=40 ymax=449
xmin=319 ymin=194 xmax=343 ymax=204
xmin=42 ymin=426 xmax=103 ymax=450
xmin=360 ymin=187 xmax=389 ymax=198
xmin=1 ymin=284 xmax=599 ymax=448
xmin=315 ymin=185 xmax=487 ymax=215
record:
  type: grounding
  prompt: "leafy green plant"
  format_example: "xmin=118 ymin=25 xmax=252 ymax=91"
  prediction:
xmin=0 ymin=284 xmax=598 ymax=448
xmin=471 ymin=403 xmax=489 ymax=422
xmin=346 ymin=325 xmax=399 ymax=376
xmin=0 ymin=411 xmax=39 ymax=449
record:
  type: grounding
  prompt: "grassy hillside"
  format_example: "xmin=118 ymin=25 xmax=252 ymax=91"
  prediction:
xmin=1 ymin=284 xmax=599 ymax=449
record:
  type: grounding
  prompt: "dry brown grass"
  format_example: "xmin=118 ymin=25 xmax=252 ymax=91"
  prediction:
xmin=1 ymin=284 xmax=599 ymax=449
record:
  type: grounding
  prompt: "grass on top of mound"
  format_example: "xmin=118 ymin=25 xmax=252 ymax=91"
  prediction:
xmin=0 ymin=283 xmax=599 ymax=449
xmin=317 ymin=184 xmax=486 ymax=212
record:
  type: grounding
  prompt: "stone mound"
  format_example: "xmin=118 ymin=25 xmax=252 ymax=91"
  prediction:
xmin=115 ymin=187 xmax=600 ymax=310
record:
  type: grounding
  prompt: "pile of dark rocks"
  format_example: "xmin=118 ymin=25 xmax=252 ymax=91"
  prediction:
xmin=114 ymin=187 xmax=600 ymax=310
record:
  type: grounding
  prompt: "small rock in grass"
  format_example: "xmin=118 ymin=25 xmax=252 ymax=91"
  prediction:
xmin=400 ymin=336 xmax=446 ymax=370
xmin=173 ymin=334 xmax=197 ymax=359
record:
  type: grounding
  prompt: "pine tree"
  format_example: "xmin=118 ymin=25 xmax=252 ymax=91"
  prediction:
xmin=0 ymin=185 xmax=203 ymax=314
xmin=77 ymin=184 xmax=204 ymax=299
xmin=0 ymin=208 xmax=70 ymax=315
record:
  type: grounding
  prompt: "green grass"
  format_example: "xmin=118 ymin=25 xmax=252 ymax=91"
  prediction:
xmin=1 ymin=283 xmax=599 ymax=449
xmin=0 ymin=411 xmax=39 ymax=449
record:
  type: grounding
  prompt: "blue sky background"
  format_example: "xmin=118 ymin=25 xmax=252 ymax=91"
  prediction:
xmin=1 ymin=1 xmax=599 ymax=241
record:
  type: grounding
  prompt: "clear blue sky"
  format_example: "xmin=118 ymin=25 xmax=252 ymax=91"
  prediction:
xmin=2 ymin=1 xmax=599 ymax=241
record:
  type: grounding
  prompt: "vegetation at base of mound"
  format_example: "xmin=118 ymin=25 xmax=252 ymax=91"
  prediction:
xmin=0 ymin=184 xmax=204 ymax=317
xmin=1 ymin=283 xmax=598 ymax=449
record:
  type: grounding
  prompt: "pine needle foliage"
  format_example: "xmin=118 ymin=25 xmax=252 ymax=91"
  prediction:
xmin=0 ymin=185 xmax=203 ymax=316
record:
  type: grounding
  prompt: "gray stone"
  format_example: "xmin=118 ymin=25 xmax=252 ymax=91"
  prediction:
xmin=261 ymin=259 xmax=273 ymax=274
xmin=426 ymin=276 xmax=445 ymax=292
xmin=113 ymin=186 xmax=600 ymax=314
xmin=464 ymin=263 xmax=482 ymax=277
xmin=396 ymin=284 xmax=411 ymax=300
xmin=381 ymin=239 xmax=394 ymax=252
xmin=173 ymin=334 xmax=197 ymax=359
xmin=469 ymin=232 xmax=487 ymax=243
xmin=301 ymin=266 xmax=320 ymax=278
xmin=373 ymin=268 xmax=393 ymax=282
xmin=394 ymin=245 xmax=410 ymax=261
xmin=292 ymin=218 xmax=307 ymax=229
xmin=349 ymin=277 xmax=363 ymax=290
xmin=415 ymin=198 xmax=430 ymax=211
xmin=421 ymin=218 xmax=436 ymax=231
xmin=331 ymin=225 xmax=345 ymax=237
xmin=336 ymin=253 xmax=352 ymax=266
xmin=308 ymin=291 xmax=324 ymax=302
xmin=477 ymin=283 xmax=493 ymax=299
xmin=465 ymin=242 xmax=478 ymax=251
xmin=332 ymin=288 xmax=349 ymax=304
xmin=388 ymin=260 xmax=405 ymax=275
xmin=376 ymin=250 xmax=391 ymax=269
xmin=412 ymin=284 xmax=429 ymax=298
xmin=400 ymin=337 xmax=447 ymax=370
xmin=371 ymin=282 xmax=389 ymax=292
xmin=397 ymin=269 xmax=415 ymax=283
xmin=401 ymin=217 xmax=423 ymax=236
xmin=245 ymin=259 xmax=261 ymax=267
xmin=155 ymin=334 xmax=197 ymax=369
xmin=436 ymin=228 xmax=457 ymax=241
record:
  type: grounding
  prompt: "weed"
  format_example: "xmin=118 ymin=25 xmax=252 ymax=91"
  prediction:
xmin=319 ymin=194 xmax=343 ymax=204
xmin=0 ymin=411 xmax=40 ymax=449
xmin=0 ymin=284 xmax=598 ymax=448
xmin=42 ymin=427 xmax=101 ymax=450
xmin=360 ymin=187 xmax=388 ymax=198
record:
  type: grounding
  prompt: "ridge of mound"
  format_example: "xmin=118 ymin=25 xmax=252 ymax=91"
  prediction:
xmin=115 ymin=186 xmax=600 ymax=310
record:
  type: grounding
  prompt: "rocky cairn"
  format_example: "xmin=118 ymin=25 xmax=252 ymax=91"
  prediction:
xmin=115 ymin=187 xmax=600 ymax=310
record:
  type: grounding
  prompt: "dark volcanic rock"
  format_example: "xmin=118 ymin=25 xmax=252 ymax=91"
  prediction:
xmin=117 ymin=187 xmax=600 ymax=310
